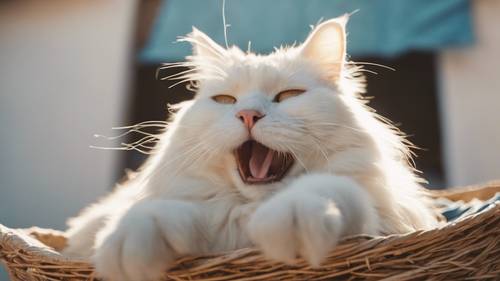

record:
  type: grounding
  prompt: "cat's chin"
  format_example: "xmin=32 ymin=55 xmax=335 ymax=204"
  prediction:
xmin=234 ymin=140 xmax=294 ymax=185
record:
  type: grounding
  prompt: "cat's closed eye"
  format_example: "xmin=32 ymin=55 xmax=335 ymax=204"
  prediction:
xmin=274 ymin=89 xmax=306 ymax=103
xmin=212 ymin=94 xmax=237 ymax=104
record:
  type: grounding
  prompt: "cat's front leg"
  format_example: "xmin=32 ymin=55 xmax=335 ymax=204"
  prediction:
xmin=93 ymin=200 xmax=205 ymax=281
xmin=247 ymin=174 xmax=379 ymax=266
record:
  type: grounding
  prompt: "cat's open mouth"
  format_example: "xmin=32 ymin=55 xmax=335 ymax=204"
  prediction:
xmin=234 ymin=140 xmax=294 ymax=184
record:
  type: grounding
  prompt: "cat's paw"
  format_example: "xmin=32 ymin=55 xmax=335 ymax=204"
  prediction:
xmin=247 ymin=187 xmax=343 ymax=266
xmin=93 ymin=200 xmax=201 ymax=281
xmin=93 ymin=214 xmax=175 ymax=281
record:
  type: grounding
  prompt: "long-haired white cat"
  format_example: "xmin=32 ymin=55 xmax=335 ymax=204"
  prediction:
xmin=64 ymin=16 xmax=438 ymax=281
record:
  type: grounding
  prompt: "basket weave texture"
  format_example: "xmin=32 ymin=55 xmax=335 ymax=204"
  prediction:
xmin=1 ymin=182 xmax=499 ymax=281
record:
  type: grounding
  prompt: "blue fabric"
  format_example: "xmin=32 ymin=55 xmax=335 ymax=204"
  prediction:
xmin=438 ymin=193 xmax=500 ymax=222
xmin=140 ymin=0 xmax=474 ymax=62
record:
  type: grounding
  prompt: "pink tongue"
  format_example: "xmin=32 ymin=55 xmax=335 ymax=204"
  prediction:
xmin=249 ymin=143 xmax=274 ymax=179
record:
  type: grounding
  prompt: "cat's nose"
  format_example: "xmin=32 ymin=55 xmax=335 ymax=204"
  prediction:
xmin=236 ymin=110 xmax=265 ymax=129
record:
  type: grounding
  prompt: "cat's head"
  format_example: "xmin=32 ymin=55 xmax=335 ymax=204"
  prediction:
xmin=169 ymin=16 xmax=375 ymax=200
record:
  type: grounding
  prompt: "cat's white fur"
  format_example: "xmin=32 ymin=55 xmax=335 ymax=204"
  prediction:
xmin=64 ymin=16 xmax=438 ymax=281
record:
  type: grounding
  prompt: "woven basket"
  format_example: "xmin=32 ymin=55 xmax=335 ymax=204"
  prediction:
xmin=1 ymin=182 xmax=499 ymax=281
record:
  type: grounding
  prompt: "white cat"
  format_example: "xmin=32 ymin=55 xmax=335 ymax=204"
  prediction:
xmin=64 ymin=15 xmax=438 ymax=281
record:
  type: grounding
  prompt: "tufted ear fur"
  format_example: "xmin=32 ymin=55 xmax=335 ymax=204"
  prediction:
xmin=300 ymin=15 xmax=348 ymax=80
xmin=185 ymin=27 xmax=227 ymax=59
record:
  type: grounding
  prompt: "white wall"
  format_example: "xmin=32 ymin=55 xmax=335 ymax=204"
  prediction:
xmin=438 ymin=0 xmax=500 ymax=186
xmin=0 ymin=1 xmax=137 ymax=230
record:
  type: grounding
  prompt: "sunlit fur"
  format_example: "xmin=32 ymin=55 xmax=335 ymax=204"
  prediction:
xmin=64 ymin=16 xmax=438 ymax=281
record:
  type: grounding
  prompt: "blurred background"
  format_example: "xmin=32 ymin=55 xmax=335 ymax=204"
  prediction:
xmin=0 ymin=1 xmax=499 ymax=271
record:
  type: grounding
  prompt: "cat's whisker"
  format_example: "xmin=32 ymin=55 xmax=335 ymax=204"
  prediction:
xmin=112 ymin=121 xmax=168 ymax=130
xmin=121 ymin=136 xmax=159 ymax=148
xmin=150 ymin=138 xmax=211 ymax=178
xmin=157 ymin=59 xmax=227 ymax=83
xmin=167 ymin=73 xmax=225 ymax=88
xmin=284 ymin=115 xmax=367 ymax=134
xmin=158 ymin=62 xmax=198 ymax=70
xmin=170 ymin=68 xmax=221 ymax=81
xmin=354 ymin=69 xmax=378 ymax=75
xmin=122 ymin=141 xmax=158 ymax=151
xmin=160 ymin=60 xmax=224 ymax=72
xmin=130 ymin=129 xmax=161 ymax=138
xmin=89 ymin=144 xmax=154 ymax=155
xmin=180 ymin=147 xmax=213 ymax=172
xmin=222 ymin=0 xmax=230 ymax=48
xmin=162 ymin=68 xmax=200 ymax=81
xmin=168 ymin=78 xmax=197 ymax=89
xmin=89 ymin=145 xmax=127 ymax=151
xmin=277 ymin=142 xmax=309 ymax=174
xmin=111 ymin=124 xmax=167 ymax=131
xmin=187 ymin=66 xmax=228 ymax=80
xmin=167 ymin=144 xmax=213 ymax=179
xmin=125 ymin=136 xmax=159 ymax=147
xmin=188 ymin=58 xmax=228 ymax=75
xmin=130 ymin=147 xmax=155 ymax=155
xmin=347 ymin=61 xmax=396 ymax=71
xmin=91 ymin=120 xmax=167 ymax=155
xmin=159 ymin=61 xmax=190 ymax=67
xmin=136 ymin=144 xmax=157 ymax=151
xmin=179 ymin=37 xmax=226 ymax=59
xmin=156 ymin=63 xmax=187 ymax=78
xmin=310 ymin=137 xmax=330 ymax=165
xmin=157 ymin=66 xmax=203 ymax=79
xmin=315 ymin=123 xmax=367 ymax=134
xmin=186 ymin=81 xmax=199 ymax=92
xmin=163 ymin=63 xmax=223 ymax=77
xmin=94 ymin=128 xmax=161 ymax=141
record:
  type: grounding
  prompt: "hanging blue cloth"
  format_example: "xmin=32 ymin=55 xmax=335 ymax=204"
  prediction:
xmin=140 ymin=0 xmax=474 ymax=62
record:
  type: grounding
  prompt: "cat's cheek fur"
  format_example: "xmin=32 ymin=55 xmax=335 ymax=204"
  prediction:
xmin=247 ymin=174 xmax=379 ymax=266
xmin=93 ymin=200 xmax=204 ymax=281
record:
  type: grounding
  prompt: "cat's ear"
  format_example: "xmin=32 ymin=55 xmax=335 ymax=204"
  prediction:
xmin=185 ymin=27 xmax=226 ymax=59
xmin=300 ymin=15 xmax=348 ymax=80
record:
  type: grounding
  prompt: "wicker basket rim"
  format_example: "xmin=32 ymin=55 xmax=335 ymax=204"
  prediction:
xmin=1 ymin=183 xmax=499 ymax=265
xmin=1 ymin=182 xmax=499 ymax=281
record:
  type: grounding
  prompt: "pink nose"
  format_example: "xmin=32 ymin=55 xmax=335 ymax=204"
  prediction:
xmin=236 ymin=110 xmax=265 ymax=129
